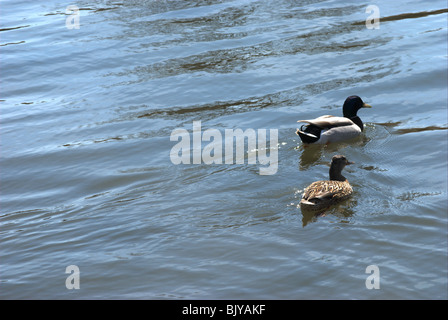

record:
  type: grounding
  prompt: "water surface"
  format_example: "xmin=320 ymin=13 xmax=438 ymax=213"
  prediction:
xmin=1 ymin=0 xmax=447 ymax=299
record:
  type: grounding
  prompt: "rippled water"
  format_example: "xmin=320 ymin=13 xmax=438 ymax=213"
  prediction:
xmin=1 ymin=0 xmax=447 ymax=299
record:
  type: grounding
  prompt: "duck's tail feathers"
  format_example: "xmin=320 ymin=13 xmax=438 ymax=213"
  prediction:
xmin=296 ymin=129 xmax=320 ymax=144
xmin=300 ymin=199 xmax=316 ymax=206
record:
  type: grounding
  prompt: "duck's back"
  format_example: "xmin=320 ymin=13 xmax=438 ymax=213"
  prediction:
xmin=300 ymin=180 xmax=353 ymax=210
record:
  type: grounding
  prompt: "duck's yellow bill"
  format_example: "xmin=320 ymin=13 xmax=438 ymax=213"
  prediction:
xmin=363 ymin=103 xmax=372 ymax=108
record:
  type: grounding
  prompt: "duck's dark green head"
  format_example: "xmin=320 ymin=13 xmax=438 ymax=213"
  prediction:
xmin=342 ymin=96 xmax=372 ymax=118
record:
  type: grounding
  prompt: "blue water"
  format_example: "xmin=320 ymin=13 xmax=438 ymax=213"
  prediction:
xmin=1 ymin=0 xmax=447 ymax=299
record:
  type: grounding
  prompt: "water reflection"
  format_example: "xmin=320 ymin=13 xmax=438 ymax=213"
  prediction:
xmin=296 ymin=135 xmax=369 ymax=170
xmin=300 ymin=200 xmax=357 ymax=227
xmin=297 ymin=144 xmax=324 ymax=170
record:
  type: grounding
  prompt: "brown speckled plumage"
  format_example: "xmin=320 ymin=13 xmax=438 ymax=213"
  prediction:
xmin=300 ymin=155 xmax=354 ymax=212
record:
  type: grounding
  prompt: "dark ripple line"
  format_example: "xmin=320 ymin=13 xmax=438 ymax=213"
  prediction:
xmin=394 ymin=125 xmax=448 ymax=135
xmin=352 ymin=8 xmax=448 ymax=25
xmin=135 ymin=68 xmax=394 ymax=123
xmin=0 ymin=25 xmax=30 ymax=32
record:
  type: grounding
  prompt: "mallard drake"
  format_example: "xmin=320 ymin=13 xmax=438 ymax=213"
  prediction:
xmin=300 ymin=155 xmax=354 ymax=212
xmin=296 ymin=96 xmax=372 ymax=144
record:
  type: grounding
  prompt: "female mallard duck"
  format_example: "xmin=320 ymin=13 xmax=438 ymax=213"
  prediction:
xmin=296 ymin=96 xmax=372 ymax=144
xmin=300 ymin=155 xmax=354 ymax=212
